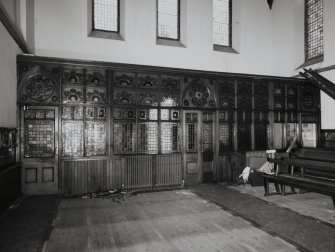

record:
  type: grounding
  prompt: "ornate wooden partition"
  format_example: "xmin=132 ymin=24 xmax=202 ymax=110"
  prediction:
xmin=17 ymin=55 xmax=321 ymax=195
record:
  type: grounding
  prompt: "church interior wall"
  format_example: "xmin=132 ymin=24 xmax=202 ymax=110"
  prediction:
xmin=32 ymin=0 xmax=300 ymax=77
xmin=0 ymin=0 xmax=21 ymax=128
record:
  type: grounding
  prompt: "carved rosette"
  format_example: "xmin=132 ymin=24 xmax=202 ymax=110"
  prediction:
xmin=219 ymin=80 xmax=235 ymax=94
xmin=219 ymin=96 xmax=234 ymax=109
xmin=114 ymin=91 xmax=136 ymax=105
xmin=63 ymin=88 xmax=84 ymax=103
xmin=86 ymin=89 xmax=106 ymax=104
xmin=63 ymin=70 xmax=83 ymax=84
xmin=183 ymin=80 xmax=215 ymax=107
xmin=19 ymin=66 xmax=60 ymax=103
xmin=138 ymin=75 xmax=157 ymax=89
xmin=188 ymin=81 xmax=209 ymax=107
xmin=161 ymin=77 xmax=179 ymax=90
xmin=25 ymin=75 xmax=54 ymax=101
xmin=300 ymin=84 xmax=319 ymax=111
xmin=138 ymin=93 xmax=159 ymax=106
xmin=302 ymin=93 xmax=316 ymax=110
xmin=87 ymin=71 xmax=105 ymax=85
xmin=115 ymin=73 xmax=134 ymax=87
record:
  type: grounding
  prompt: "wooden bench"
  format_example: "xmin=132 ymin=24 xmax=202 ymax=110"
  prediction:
xmin=259 ymin=147 xmax=335 ymax=210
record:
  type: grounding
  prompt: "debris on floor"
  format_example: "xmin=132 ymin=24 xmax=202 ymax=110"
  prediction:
xmin=81 ymin=188 xmax=139 ymax=203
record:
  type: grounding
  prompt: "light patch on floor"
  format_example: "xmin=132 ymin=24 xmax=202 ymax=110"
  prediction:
xmin=228 ymin=184 xmax=335 ymax=225
xmin=43 ymin=190 xmax=299 ymax=252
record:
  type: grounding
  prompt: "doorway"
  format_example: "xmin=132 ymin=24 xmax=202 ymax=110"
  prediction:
xmin=21 ymin=106 xmax=59 ymax=194
xmin=184 ymin=111 xmax=215 ymax=185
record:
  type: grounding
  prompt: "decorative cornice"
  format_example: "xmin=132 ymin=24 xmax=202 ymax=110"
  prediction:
xmin=0 ymin=1 xmax=31 ymax=54
xmin=17 ymin=55 xmax=307 ymax=83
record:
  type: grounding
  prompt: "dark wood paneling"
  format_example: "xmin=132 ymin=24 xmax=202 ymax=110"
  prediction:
xmin=156 ymin=154 xmax=182 ymax=187
xmin=125 ymin=156 xmax=152 ymax=189
xmin=62 ymin=159 xmax=107 ymax=194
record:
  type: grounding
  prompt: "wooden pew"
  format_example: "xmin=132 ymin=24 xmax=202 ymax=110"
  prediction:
xmin=260 ymin=147 xmax=335 ymax=210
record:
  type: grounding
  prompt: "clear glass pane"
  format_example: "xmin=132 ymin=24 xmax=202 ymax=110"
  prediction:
xmin=157 ymin=0 xmax=179 ymax=39
xmin=94 ymin=0 xmax=119 ymax=32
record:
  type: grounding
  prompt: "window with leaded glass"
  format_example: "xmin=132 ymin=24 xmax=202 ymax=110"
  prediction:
xmin=138 ymin=122 xmax=159 ymax=154
xmin=93 ymin=0 xmax=120 ymax=33
xmin=305 ymin=0 xmax=323 ymax=60
xmin=161 ymin=122 xmax=180 ymax=153
xmin=157 ymin=0 xmax=180 ymax=40
xmin=213 ymin=0 xmax=232 ymax=47
xmin=113 ymin=107 xmax=180 ymax=155
xmin=114 ymin=121 xmax=136 ymax=154
xmin=160 ymin=100 xmax=181 ymax=154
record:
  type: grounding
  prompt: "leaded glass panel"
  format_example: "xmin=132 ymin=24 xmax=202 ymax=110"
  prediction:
xmin=157 ymin=0 xmax=180 ymax=40
xmin=62 ymin=121 xmax=83 ymax=157
xmin=219 ymin=123 xmax=232 ymax=152
xmin=25 ymin=119 xmax=55 ymax=158
xmin=161 ymin=122 xmax=180 ymax=153
xmin=187 ymin=123 xmax=197 ymax=152
xmin=93 ymin=0 xmax=119 ymax=33
xmin=213 ymin=0 xmax=232 ymax=47
xmin=114 ymin=122 xmax=136 ymax=154
xmin=74 ymin=106 xmax=83 ymax=119
xmin=85 ymin=121 xmax=106 ymax=156
xmin=161 ymin=109 xmax=170 ymax=120
xmin=305 ymin=0 xmax=323 ymax=60
xmin=149 ymin=109 xmax=158 ymax=120
xmin=203 ymin=122 xmax=213 ymax=151
xmin=62 ymin=106 xmax=72 ymax=119
xmin=137 ymin=122 xmax=158 ymax=154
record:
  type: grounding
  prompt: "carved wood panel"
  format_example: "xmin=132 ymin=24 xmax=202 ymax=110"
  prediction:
xmin=183 ymin=80 xmax=215 ymax=108
xmin=19 ymin=66 xmax=60 ymax=104
xmin=300 ymin=84 xmax=320 ymax=111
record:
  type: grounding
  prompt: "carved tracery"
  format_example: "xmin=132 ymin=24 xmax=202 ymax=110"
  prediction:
xmin=183 ymin=80 xmax=215 ymax=108
xmin=87 ymin=71 xmax=105 ymax=85
xmin=19 ymin=66 xmax=60 ymax=103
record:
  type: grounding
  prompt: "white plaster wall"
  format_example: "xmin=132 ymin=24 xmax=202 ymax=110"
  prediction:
xmin=21 ymin=0 xmax=335 ymax=129
xmin=33 ymin=0 xmax=298 ymax=76
xmin=289 ymin=0 xmax=335 ymax=129
xmin=0 ymin=0 xmax=21 ymax=127
xmin=292 ymin=0 xmax=335 ymax=75
xmin=18 ymin=0 xmax=35 ymax=52
xmin=320 ymin=70 xmax=335 ymax=129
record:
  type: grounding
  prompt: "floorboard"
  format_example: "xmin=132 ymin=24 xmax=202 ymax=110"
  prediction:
xmin=43 ymin=190 xmax=298 ymax=252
